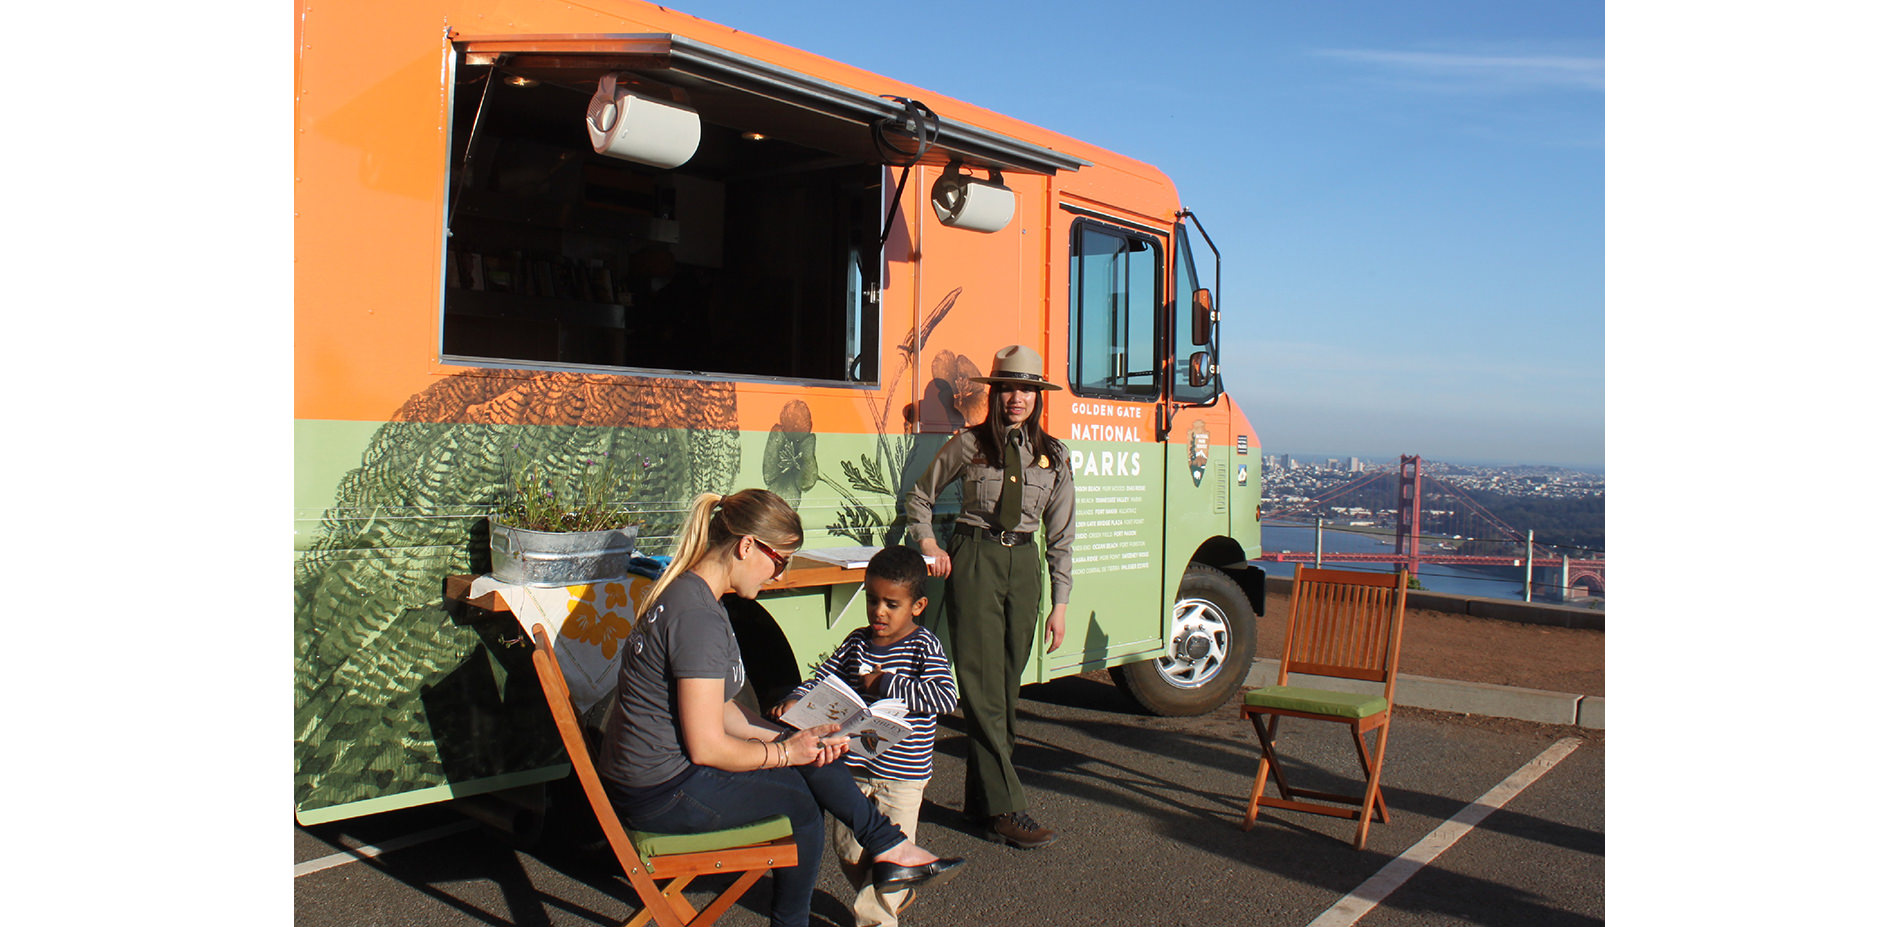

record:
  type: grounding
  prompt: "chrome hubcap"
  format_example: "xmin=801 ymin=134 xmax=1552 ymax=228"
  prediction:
xmin=1155 ymin=596 xmax=1230 ymax=689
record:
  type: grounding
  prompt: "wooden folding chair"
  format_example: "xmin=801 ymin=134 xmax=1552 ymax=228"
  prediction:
xmin=527 ymin=626 xmax=798 ymax=927
xmin=1240 ymin=566 xmax=1408 ymax=850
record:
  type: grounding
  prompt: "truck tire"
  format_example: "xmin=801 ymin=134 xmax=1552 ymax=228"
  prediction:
xmin=1110 ymin=563 xmax=1258 ymax=716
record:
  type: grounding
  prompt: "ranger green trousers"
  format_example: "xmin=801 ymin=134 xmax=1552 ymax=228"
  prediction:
xmin=946 ymin=531 xmax=1044 ymax=818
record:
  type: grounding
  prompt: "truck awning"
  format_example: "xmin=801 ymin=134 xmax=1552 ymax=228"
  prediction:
xmin=456 ymin=33 xmax=1091 ymax=176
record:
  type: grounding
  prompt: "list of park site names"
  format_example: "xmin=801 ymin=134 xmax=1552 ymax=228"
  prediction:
xmin=1073 ymin=482 xmax=1150 ymax=576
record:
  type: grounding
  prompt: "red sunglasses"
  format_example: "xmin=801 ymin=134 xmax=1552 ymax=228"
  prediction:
xmin=752 ymin=538 xmax=790 ymax=579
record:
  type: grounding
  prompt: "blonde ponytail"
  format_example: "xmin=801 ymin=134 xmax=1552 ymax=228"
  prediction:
xmin=638 ymin=488 xmax=804 ymax=615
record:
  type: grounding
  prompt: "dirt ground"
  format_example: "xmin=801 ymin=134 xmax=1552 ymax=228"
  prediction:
xmin=1255 ymin=589 xmax=1605 ymax=697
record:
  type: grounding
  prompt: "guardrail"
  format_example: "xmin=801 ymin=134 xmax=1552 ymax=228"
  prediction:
xmin=1259 ymin=574 xmax=1604 ymax=631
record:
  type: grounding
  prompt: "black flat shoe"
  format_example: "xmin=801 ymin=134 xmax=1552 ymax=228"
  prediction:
xmin=871 ymin=857 xmax=966 ymax=891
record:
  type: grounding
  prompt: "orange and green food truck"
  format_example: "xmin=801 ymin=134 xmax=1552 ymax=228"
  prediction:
xmin=295 ymin=0 xmax=1266 ymax=827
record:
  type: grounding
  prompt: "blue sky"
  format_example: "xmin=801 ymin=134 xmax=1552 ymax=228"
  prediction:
xmin=683 ymin=0 xmax=1605 ymax=469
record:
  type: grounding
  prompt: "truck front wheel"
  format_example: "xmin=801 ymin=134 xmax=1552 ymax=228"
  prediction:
xmin=1110 ymin=564 xmax=1259 ymax=716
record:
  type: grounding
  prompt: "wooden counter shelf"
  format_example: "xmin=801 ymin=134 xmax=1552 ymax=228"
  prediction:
xmin=444 ymin=554 xmax=869 ymax=618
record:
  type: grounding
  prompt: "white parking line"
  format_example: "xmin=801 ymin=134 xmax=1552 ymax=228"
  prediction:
xmin=1305 ymin=736 xmax=1584 ymax=927
xmin=294 ymin=820 xmax=479 ymax=878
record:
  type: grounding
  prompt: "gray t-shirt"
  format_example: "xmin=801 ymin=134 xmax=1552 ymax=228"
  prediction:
xmin=597 ymin=572 xmax=746 ymax=788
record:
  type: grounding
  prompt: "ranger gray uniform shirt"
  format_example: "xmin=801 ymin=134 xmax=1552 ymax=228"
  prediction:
xmin=906 ymin=428 xmax=1076 ymax=605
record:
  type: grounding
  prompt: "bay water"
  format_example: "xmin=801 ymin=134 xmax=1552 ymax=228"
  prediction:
xmin=1254 ymin=521 xmax=1583 ymax=604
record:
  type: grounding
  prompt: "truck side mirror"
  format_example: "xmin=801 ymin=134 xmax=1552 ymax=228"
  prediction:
xmin=1188 ymin=350 xmax=1212 ymax=388
xmin=1191 ymin=288 xmax=1214 ymax=346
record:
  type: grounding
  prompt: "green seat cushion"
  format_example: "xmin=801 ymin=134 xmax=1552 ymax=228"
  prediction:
xmin=632 ymin=814 xmax=793 ymax=861
xmin=1245 ymin=685 xmax=1388 ymax=719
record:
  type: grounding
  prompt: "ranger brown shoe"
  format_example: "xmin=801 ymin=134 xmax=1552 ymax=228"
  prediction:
xmin=986 ymin=811 xmax=1057 ymax=849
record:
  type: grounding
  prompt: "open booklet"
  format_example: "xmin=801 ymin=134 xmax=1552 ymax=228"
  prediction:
xmin=795 ymin=545 xmax=939 ymax=570
xmin=779 ymin=674 xmax=913 ymax=759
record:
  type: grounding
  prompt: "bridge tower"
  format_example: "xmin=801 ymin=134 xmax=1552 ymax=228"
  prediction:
xmin=1394 ymin=455 xmax=1423 ymax=577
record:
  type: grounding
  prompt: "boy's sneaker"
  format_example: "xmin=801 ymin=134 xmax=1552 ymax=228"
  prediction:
xmin=986 ymin=811 xmax=1057 ymax=849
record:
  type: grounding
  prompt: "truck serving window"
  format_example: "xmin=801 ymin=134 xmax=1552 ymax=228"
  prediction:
xmin=1068 ymin=220 xmax=1161 ymax=398
xmin=441 ymin=63 xmax=881 ymax=382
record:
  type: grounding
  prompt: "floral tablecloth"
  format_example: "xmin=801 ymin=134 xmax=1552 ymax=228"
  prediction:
xmin=469 ymin=574 xmax=653 ymax=713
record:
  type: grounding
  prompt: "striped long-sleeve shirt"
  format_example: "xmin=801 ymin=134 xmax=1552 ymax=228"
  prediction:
xmin=785 ymin=626 xmax=957 ymax=780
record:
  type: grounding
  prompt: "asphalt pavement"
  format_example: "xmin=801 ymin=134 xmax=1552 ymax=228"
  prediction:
xmin=294 ymin=672 xmax=1604 ymax=927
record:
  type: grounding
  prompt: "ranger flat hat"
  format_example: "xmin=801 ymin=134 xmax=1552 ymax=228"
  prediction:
xmin=969 ymin=344 xmax=1061 ymax=391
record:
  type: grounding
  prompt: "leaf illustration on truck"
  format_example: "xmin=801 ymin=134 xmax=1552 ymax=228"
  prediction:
xmin=293 ymin=370 xmax=740 ymax=817
xmin=821 ymin=287 xmax=970 ymax=545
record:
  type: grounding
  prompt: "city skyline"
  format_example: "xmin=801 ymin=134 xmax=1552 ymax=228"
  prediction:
xmin=677 ymin=1 xmax=1605 ymax=468
xmin=1262 ymin=451 xmax=1602 ymax=475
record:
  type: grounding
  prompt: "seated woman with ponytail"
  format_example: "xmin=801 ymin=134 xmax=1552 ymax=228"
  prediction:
xmin=597 ymin=488 xmax=963 ymax=927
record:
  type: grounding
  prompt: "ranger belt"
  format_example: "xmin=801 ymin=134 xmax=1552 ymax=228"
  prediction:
xmin=955 ymin=523 xmax=1035 ymax=547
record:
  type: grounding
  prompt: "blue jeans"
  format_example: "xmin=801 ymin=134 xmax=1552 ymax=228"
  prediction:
xmin=607 ymin=762 xmax=909 ymax=926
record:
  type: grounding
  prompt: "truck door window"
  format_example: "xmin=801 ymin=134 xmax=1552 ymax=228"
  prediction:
xmin=1172 ymin=225 xmax=1219 ymax=403
xmin=1068 ymin=221 xmax=1161 ymax=397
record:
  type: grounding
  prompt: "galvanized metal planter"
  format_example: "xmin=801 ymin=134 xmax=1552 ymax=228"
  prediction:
xmin=489 ymin=521 xmax=638 ymax=586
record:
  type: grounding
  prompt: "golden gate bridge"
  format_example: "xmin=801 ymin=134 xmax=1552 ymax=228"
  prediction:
xmin=1256 ymin=454 xmax=1605 ymax=598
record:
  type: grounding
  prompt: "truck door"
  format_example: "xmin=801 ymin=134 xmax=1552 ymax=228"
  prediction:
xmin=1100 ymin=215 xmax=1258 ymax=717
xmin=1042 ymin=215 xmax=1169 ymax=679
xmin=1164 ymin=217 xmax=1225 ymax=513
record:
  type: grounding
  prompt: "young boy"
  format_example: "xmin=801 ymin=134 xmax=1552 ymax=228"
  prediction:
xmin=772 ymin=546 xmax=957 ymax=926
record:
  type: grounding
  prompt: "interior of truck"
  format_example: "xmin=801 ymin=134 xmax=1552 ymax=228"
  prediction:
xmin=443 ymin=56 xmax=883 ymax=382
xmin=440 ymin=37 xmax=1084 ymax=385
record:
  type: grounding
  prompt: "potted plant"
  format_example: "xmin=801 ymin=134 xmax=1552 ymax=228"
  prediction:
xmin=489 ymin=458 xmax=641 ymax=586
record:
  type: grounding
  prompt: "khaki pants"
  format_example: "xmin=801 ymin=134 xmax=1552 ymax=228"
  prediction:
xmin=830 ymin=774 xmax=929 ymax=927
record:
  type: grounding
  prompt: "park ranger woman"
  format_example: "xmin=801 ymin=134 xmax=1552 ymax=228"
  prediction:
xmin=906 ymin=345 xmax=1075 ymax=849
